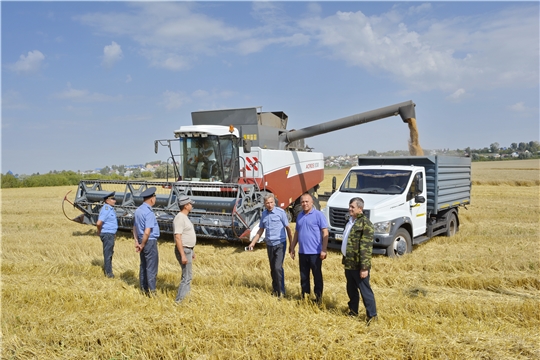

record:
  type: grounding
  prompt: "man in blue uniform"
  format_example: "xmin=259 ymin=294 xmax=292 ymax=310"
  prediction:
xmin=96 ymin=191 xmax=118 ymax=278
xmin=290 ymin=193 xmax=329 ymax=304
xmin=133 ymin=187 xmax=160 ymax=296
xmin=248 ymin=194 xmax=292 ymax=297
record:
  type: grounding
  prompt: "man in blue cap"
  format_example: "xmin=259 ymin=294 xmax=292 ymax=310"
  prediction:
xmin=173 ymin=195 xmax=196 ymax=304
xmin=133 ymin=187 xmax=160 ymax=296
xmin=96 ymin=191 xmax=118 ymax=278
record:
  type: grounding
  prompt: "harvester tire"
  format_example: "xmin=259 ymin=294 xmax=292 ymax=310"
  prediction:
xmin=386 ymin=228 xmax=412 ymax=258
xmin=313 ymin=197 xmax=321 ymax=210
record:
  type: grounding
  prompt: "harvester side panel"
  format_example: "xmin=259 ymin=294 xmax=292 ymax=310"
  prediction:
xmin=239 ymin=148 xmax=324 ymax=208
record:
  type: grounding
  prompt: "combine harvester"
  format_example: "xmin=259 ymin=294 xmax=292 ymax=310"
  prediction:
xmin=63 ymin=101 xmax=417 ymax=244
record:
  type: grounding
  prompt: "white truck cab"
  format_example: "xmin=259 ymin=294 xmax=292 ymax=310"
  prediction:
xmin=323 ymin=156 xmax=471 ymax=257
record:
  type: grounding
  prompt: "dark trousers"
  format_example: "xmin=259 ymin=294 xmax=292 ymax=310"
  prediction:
xmin=299 ymin=253 xmax=323 ymax=301
xmin=99 ymin=233 xmax=115 ymax=277
xmin=345 ymin=269 xmax=377 ymax=318
xmin=139 ymin=240 xmax=159 ymax=293
xmin=266 ymin=242 xmax=285 ymax=296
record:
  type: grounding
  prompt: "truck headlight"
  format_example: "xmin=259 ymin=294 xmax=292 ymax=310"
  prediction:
xmin=373 ymin=221 xmax=391 ymax=234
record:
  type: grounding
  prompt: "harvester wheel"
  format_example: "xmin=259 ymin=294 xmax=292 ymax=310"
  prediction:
xmin=292 ymin=204 xmax=303 ymax=222
xmin=386 ymin=228 xmax=412 ymax=258
xmin=445 ymin=213 xmax=458 ymax=237
xmin=313 ymin=197 xmax=321 ymax=210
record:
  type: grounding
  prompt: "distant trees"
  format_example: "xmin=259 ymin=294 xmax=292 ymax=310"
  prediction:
xmin=489 ymin=142 xmax=499 ymax=153
xmin=100 ymin=166 xmax=111 ymax=175
xmin=154 ymin=164 xmax=176 ymax=179
xmin=0 ymin=171 xmax=128 ymax=189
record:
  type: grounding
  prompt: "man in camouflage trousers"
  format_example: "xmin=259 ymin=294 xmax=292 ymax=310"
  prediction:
xmin=341 ymin=197 xmax=378 ymax=324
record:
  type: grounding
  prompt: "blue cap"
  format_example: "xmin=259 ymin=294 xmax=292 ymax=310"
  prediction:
xmin=104 ymin=191 xmax=116 ymax=200
xmin=141 ymin=187 xmax=157 ymax=199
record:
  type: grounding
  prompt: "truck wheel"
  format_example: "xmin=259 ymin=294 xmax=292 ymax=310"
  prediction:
xmin=445 ymin=213 xmax=458 ymax=237
xmin=386 ymin=228 xmax=412 ymax=258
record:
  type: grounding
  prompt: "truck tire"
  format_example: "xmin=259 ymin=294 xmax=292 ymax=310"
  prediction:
xmin=445 ymin=213 xmax=458 ymax=237
xmin=386 ymin=228 xmax=412 ymax=258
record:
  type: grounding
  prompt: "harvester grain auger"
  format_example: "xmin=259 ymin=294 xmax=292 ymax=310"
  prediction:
xmin=63 ymin=100 xmax=416 ymax=243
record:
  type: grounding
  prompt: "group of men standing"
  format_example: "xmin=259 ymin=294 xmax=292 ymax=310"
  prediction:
xmin=248 ymin=193 xmax=378 ymax=324
xmin=96 ymin=187 xmax=197 ymax=304
xmin=96 ymin=189 xmax=377 ymax=323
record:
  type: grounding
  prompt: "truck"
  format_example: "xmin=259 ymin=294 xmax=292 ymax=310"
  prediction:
xmin=322 ymin=155 xmax=471 ymax=257
xmin=63 ymin=101 xmax=418 ymax=244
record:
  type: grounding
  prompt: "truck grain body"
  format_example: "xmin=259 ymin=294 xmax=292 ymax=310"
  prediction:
xmin=323 ymin=155 xmax=471 ymax=257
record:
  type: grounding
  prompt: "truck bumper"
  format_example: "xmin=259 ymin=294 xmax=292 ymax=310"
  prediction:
xmin=329 ymin=230 xmax=393 ymax=255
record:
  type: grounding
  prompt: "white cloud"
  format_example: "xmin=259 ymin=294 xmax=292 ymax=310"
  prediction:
xmin=407 ymin=3 xmax=432 ymax=15
xmin=76 ymin=3 xmax=250 ymax=69
xmin=298 ymin=5 xmax=539 ymax=92
xmin=75 ymin=2 xmax=538 ymax=93
xmin=9 ymin=50 xmax=45 ymax=74
xmin=509 ymin=102 xmax=526 ymax=112
xmin=447 ymin=88 xmax=466 ymax=101
xmin=54 ymin=83 xmax=122 ymax=103
xmin=102 ymin=41 xmax=123 ymax=68
xmin=161 ymin=90 xmax=191 ymax=110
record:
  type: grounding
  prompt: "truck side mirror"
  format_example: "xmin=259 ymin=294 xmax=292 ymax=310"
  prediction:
xmin=243 ymin=139 xmax=252 ymax=153
xmin=415 ymin=195 xmax=426 ymax=203
xmin=332 ymin=176 xmax=337 ymax=192
xmin=154 ymin=140 xmax=159 ymax=154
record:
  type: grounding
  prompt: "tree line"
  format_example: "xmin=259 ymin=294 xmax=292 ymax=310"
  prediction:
xmin=2 ymin=141 xmax=538 ymax=189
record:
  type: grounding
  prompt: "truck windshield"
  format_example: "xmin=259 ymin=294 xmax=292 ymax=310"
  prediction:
xmin=340 ymin=169 xmax=412 ymax=194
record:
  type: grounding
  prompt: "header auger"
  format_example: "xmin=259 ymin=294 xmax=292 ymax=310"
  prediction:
xmin=63 ymin=101 xmax=416 ymax=243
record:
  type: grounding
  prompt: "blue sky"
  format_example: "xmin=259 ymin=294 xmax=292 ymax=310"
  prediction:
xmin=2 ymin=1 xmax=539 ymax=175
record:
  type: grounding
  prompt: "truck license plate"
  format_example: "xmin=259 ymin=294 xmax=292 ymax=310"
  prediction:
xmin=335 ymin=234 xmax=343 ymax=240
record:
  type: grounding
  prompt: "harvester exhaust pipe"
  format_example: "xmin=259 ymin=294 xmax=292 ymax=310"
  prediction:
xmin=278 ymin=100 xmax=416 ymax=149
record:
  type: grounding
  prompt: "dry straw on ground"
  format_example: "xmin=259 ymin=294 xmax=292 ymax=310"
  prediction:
xmin=2 ymin=160 xmax=539 ymax=359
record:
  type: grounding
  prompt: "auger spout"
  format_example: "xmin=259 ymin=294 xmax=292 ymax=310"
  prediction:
xmin=278 ymin=100 xmax=416 ymax=149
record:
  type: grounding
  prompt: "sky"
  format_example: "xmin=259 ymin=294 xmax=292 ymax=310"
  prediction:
xmin=2 ymin=1 xmax=539 ymax=175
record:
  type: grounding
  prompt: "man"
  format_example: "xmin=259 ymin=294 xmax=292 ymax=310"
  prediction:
xmin=289 ymin=193 xmax=328 ymax=303
xmin=196 ymin=140 xmax=216 ymax=178
xmin=96 ymin=191 xmax=118 ymax=278
xmin=133 ymin=187 xmax=160 ymax=296
xmin=341 ymin=197 xmax=377 ymax=324
xmin=173 ymin=195 xmax=197 ymax=304
xmin=248 ymin=194 xmax=292 ymax=297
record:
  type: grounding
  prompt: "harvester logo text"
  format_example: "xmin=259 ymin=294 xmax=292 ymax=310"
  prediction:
xmin=305 ymin=162 xmax=319 ymax=169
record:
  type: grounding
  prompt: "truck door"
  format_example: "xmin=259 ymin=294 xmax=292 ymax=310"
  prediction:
xmin=407 ymin=171 xmax=427 ymax=237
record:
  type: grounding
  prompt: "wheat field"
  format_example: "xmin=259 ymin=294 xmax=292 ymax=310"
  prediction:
xmin=2 ymin=160 xmax=539 ymax=359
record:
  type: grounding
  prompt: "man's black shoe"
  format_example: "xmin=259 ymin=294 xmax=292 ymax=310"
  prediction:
xmin=366 ymin=315 xmax=378 ymax=326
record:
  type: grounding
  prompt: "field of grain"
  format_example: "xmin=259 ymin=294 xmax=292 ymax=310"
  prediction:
xmin=2 ymin=160 xmax=539 ymax=359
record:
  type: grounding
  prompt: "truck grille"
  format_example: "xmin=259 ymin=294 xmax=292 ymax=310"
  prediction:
xmin=329 ymin=207 xmax=370 ymax=228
